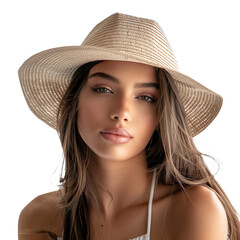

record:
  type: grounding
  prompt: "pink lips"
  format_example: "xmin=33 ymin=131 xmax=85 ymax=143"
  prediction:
xmin=100 ymin=128 xmax=132 ymax=144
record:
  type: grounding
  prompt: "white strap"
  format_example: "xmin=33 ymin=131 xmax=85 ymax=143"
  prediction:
xmin=147 ymin=170 xmax=156 ymax=237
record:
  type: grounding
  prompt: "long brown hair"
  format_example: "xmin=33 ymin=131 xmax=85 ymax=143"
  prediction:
xmin=57 ymin=61 xmax=240 ymax=240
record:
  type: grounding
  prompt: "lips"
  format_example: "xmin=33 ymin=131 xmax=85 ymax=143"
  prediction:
xmin=100 ymin=128 xmax=132 ymax=138
xmin=100 ymin=128 xmax=132 ymax=144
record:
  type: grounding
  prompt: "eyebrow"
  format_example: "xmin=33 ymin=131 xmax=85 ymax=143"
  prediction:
xmin=88 ymin=72 xmax=159 ymax=89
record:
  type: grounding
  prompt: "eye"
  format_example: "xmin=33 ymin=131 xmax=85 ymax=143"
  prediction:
xmin=138 ymin=95 xmax=156 ymax=103
xmin=91 ymin=87 xmax=157 ymax=103
xmin=91 ymin=87 xmax=113 ymax=93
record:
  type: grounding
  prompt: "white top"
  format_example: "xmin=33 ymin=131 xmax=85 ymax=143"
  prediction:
xmin=57 ymin=170 xmax=157 ymax=240
xmin=129 ymin=169 xmax=156 ymax=240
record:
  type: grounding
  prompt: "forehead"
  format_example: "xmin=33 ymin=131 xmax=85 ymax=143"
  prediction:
xmin=88 ymin=60 xmax=158 ymax=83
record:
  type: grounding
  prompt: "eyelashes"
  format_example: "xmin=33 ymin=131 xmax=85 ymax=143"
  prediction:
xmin=92 ymin=87 xmax=112 ymax=93
xmin=91 ymin=87 xmax=157 ymax=103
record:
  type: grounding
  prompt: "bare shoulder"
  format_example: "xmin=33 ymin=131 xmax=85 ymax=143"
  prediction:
xmin=18 ymin=190 xmax=64 ymax=239
xmin=165 ymin=185 xmax=228 ymax=240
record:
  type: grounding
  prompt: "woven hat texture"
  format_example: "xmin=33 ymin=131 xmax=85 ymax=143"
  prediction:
xmin=18 ymin=13 xmax=223 ymax=136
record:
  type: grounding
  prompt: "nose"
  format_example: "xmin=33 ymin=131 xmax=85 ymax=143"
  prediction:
xmin=110 ymin=96 xmax=131 ymax=122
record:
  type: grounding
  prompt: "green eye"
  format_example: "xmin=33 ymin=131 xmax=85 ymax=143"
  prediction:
xmin=138 ymin=96 xmax=156 ymax=103
xmin=92 ymin=87 xmax=112 ymax=93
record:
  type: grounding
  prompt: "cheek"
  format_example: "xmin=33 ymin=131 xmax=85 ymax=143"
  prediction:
xmin=77 ymin=92 xmax=107 ymax=136
xmin=134 ymin=104 xmax=158 ymax=129
xmin=142 ymin=116 xmax=158 ymax=139
xmin=133 ymin=108 xmax=158 ymax=146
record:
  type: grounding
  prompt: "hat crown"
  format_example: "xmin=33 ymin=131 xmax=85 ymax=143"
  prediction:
xmin=82 ymin=13 xmax=178 ymax=71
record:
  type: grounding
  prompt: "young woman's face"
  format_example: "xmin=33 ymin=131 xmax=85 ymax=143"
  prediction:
xmin=77 ymin=61 xmax=160 ymax=162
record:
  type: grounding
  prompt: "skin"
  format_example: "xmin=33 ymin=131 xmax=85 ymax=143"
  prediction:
xmin=18 ymin=61 xmax=228 ymax=240
xmin=77 ymin=61 xmax=160 ymax=219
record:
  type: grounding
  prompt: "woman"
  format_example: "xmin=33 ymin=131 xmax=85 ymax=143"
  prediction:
xmin=18 ymin=13 xmax=240 ymax=240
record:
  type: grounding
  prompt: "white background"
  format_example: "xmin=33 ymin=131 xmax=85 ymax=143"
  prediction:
xmin=1 ymin=0 xmax=239 ymax=238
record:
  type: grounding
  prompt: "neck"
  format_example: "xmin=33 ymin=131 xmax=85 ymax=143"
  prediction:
xmin=85 ymin=150 xmax=153 ymax=220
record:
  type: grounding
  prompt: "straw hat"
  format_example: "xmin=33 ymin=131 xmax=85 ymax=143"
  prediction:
xmin=18 ymin=13 xmax=222 ymax=137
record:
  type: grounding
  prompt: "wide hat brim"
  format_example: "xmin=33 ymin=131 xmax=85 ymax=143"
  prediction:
xmin=18 ymin=45 xmax=222 ymax=137
xmin=18 ymin=13 xmax=223 ymax=137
